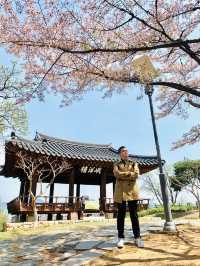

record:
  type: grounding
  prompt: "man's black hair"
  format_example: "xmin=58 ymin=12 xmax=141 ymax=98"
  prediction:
xmin=118 ymin=146 xmax=127 ymax=154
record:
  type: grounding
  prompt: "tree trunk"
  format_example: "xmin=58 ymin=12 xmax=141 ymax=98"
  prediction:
xmin=198 ymin=202 xmax=200 ymax=219
xmin=30 ymin=192 xmax=38 ymax=224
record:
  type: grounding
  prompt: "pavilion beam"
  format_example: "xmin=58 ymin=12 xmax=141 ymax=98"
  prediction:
xmin=48 ymin=182 xmax=54 ymax=221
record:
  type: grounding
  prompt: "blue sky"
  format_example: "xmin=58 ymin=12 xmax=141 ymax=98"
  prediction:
xmin=0 ymin=49 xmax=199 ymax=204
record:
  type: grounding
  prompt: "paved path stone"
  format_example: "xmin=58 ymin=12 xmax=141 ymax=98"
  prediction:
xmin=0 ymin=219 xmax=168 ymax=265
xmin=94 ymin=231 xmax=116 ymax=237
xmin=97 ymin=240 xmax=116 ymax=250
xmin=148 ymin=226 xmax=163 ymax=231
xmin=74 ymin=240 xmax=103 ymax=250
xmin=59 ymin=250 xmax=77 ymax=261
xmin=60 ymin=249 xmax=104 ymax=266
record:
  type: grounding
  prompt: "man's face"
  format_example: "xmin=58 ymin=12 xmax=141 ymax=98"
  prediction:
xmin=120 ymin=148 xmax=129 ymax=160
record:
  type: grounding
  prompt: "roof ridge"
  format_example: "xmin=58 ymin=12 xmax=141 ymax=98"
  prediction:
xmin=35 ymin=132 xmax=112 ymax=148
xmin=129 ymin=154 xmax=158 ymax=159
xmin=109 ymin=147 xmax=158 ymax=159
xmin=7 ymin=137 xmax=41 ymax=145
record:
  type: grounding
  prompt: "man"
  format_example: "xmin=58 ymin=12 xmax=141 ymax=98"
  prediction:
xmin=113 ymin=146 xmax=144 ymax=248
xmin=81 ymin=196 xmax=86 ymax=210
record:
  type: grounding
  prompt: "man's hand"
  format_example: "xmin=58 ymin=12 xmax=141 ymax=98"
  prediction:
xmin=117 ymin=171 xmax=133 ymax=181
xmin=127 ymin=171 xmax=132 ymax=177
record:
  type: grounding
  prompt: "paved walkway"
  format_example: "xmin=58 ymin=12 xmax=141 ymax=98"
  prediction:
xmin=1 ymin=219 xmax=195 ymax=266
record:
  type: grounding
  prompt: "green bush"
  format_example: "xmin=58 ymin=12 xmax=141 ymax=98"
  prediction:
xmin=138 ymin=204 xmax=197 ymax=218
xmin=0 ymin=212 xmax=7 ymax=232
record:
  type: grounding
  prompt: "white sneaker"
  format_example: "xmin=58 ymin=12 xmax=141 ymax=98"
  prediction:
xmin=135 ymin=238 xmax=144 ymax=248
xmin=117 ymin=238 xmax=124 ymax=248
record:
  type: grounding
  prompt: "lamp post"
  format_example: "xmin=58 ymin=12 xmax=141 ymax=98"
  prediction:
xmin=144 ymin=84 xmax=176 ymax=231
xmin=132 ymin=55 xmax=176 ymax=231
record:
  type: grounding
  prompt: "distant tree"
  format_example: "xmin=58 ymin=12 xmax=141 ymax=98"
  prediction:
xmin=172 ymin=160 xmax=200 ymax=217
xmin=143 ymin=174 xmax=163 ymax=206
xmin=143 ymin=167 xmax=180 ymax=206
xmin=82 ymin=195 xmax=89 ymax=200
xmin=0 ymin=63 xmax=29 ymax=136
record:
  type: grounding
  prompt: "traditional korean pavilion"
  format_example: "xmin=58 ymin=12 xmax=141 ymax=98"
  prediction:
xmin=1 ymin=132 xmax=163 ymax=222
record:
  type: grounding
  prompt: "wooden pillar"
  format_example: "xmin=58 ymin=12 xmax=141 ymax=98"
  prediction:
xmin=48 ymin=183 xmax=54 ymax=221
xmin=100 ymin=171 xmax=106 ymax=211
xmin=49 ymin=183 xmax=54 ymax=203
xmin=19 ymin=179 xmax=25 ymax=200
xmin=19 ymin=180 xmax=26 ymax=222
xmin=56 ymin=213 xmax=63 ymax=220
xmin=68 ymin=168 xmax=76 ymax=220
xmin=29 ymin=176 xmax=37 ymax=204
xmin=76 ymin=183 xmax=83 ymax=220
xmin=20 ymin=178 xmax=30 ymax=222
xmin=69 ymin=168 xmax=75 ymax=204
xmin=113 ymin=178 xmax=117 ymax=218
xmin=20 ymin=183 xmax=27 ymax=223
xmin=76 ymin=183 xmax=80 ymax=198
xmin=23 ymin=178 xmax=30 ymax=204
xmin=113 ymin=179 xmax=116 ymax=197
xmin=31 ymin=177 xmax=37 ymax=196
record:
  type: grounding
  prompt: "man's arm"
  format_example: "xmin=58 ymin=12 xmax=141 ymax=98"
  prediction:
xmin=113 ymin=163 xmax=140 ymax=181
xmin=113 ymin=164 xmax=131 ymax=180
xmin=129 ymin=162 xmax=140 ymax=180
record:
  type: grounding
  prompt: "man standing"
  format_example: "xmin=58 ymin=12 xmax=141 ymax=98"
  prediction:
xmin=113 ymin=146 xmax=144 ymax=248
xmin=81 ymin=196 xmax=86 ymax=210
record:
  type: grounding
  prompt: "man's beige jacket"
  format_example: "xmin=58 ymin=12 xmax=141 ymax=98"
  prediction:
xmin=113 ymin=160 xmax=140 ymax=203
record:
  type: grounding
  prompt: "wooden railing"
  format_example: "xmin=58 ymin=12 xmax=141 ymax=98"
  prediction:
xmin=7 ymin=197 xmax=21 ymax=214
xmin=7 ymin=196 xmax=83 ymax=214
xmin=99 ymin=198 xmax=150 ymax=212
xmin=7 ymin=196 xmax=150 ymax=215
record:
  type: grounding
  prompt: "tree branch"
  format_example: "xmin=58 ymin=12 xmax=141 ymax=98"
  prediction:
xmin=185 ymin=99 xmax=200 ymax=108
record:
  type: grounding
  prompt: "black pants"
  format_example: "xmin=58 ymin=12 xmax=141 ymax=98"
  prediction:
xmin=117 ymin=200 xmax=140 ymax=239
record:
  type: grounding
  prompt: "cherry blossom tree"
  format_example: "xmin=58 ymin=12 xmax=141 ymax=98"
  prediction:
xmin=0 ymin=0 xmax=200 ymax=147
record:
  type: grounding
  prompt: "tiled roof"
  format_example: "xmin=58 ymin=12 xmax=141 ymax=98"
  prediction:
xmin=6 ymin=132 xmax=162 ymax=167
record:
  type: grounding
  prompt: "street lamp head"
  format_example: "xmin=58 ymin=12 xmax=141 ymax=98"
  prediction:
xmin=145 ymin=84 xmax=154 ymax=96
xmin=132 ymin=55 xmax=159 ymax=84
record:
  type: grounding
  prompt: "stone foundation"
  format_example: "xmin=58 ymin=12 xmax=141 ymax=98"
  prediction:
xmin=27 ymin=215 xmax=36 ymax=222
xmin=105 ymin=213 xmax=115 ymax=219
xmin=68 ymin=211 xmax=78 ymax=220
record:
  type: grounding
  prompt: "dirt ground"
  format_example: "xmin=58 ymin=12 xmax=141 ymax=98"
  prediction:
xmin=89 ymin=224 xmax=200 ymax=266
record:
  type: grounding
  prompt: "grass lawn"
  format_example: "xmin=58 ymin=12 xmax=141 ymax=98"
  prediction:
xmin=0 ymin=210 xmax=200 ymax=265
xmin=0 ymin=218 xmax=116 ymax=241
xmin=0 ymin=213 xmax=7 ymax=232
xmin=85 ymin=200 xmax=99 ymax=209
xmin=0 ymin=205 xmax=199 ymax=242
xmin=0 ymin=215 xmax=166 ymax=241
